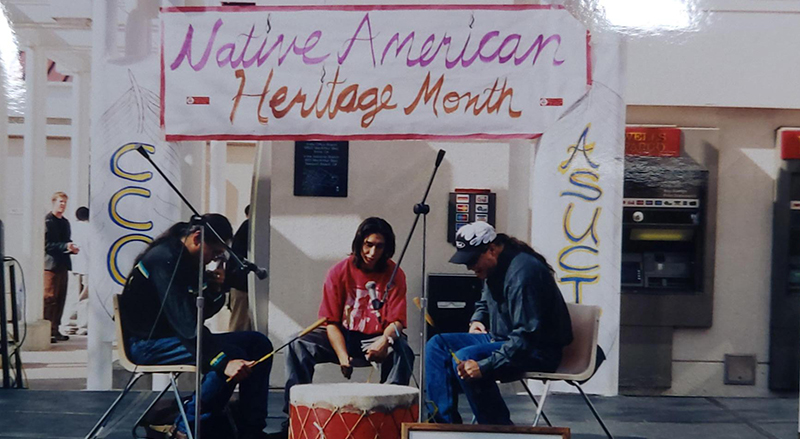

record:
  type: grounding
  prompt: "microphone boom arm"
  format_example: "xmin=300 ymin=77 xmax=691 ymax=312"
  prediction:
xmin=377 ymin=149 xmax=445 ymax=308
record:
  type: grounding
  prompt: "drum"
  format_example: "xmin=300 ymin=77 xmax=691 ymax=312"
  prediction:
xmin=289 ymin=383 xmax=418 ymax=439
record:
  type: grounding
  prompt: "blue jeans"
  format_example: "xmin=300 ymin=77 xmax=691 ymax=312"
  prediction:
xmin=129 ymin=331 xmax=273 ymax=435
xmin=425 ymin=333 xmax=560 ymax=425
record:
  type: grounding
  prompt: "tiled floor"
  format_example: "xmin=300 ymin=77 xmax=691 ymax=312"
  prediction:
xmin=0 ymin=389 xmax=796 ymax=439
xmin=3 ymin=336 xmax=798 ymax=438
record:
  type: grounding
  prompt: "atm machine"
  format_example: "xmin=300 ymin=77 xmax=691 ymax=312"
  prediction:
xmin=620 ymin=127 xmax=716 ymax=391
xmin=769 ymin=128 xmax=800 ymax=391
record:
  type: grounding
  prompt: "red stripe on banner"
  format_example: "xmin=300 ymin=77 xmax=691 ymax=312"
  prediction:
xmin=586 ymin=30 xmax=593 ymax=86
xmin=540 ymin=98 xmax=563 ymax=106
xmin=186 ymin=96 xmax=210 ymax=105
xmin=161 ymin=5 xmax=564 ymax=13
xmin=166 ymin=133 xmax=544 ymax=142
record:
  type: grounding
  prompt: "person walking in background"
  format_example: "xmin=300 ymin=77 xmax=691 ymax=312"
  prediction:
xmin=63 ymin=206 xmax=89 ymax=335
xmin=44 ymin=192 xmax=79 ymax=343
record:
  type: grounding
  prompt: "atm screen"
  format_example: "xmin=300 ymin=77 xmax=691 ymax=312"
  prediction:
xmin=631 ymin=228 xmax=694 ymax=242
xmin=621 ymin=261 xmax=642 ymax=286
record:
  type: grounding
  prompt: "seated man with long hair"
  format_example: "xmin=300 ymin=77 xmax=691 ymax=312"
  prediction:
xmin=277 ymin=217 xmax=415 ymax=437
xmin=425 ymin=222 xmax=573 ymax=425
xmin=121 ymin=214 xmax=273 ymax=439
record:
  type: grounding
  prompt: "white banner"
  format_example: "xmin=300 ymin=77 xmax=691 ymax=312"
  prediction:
xmin=162 ymin=5 xmax=590 ymax=140
xmin=89 ymin=0 xmax=182 ymax=373
xmin=531 ymin=32 xmax=624 ymax=396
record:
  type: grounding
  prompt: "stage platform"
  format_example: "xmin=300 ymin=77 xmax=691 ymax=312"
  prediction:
xmin=0 ymin=388 xmax=795 ymax=439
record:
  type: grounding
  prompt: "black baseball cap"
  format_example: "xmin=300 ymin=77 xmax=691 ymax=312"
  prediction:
xmin=449 ymin=222 xmax=497 ymax=265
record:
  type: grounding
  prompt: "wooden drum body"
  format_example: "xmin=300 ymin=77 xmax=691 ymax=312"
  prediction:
xmin=289 ymin=383 xmax=419 ymax=439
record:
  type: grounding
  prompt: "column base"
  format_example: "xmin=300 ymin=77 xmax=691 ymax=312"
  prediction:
xmin=20 ymin=320 xmax=52 ymax=351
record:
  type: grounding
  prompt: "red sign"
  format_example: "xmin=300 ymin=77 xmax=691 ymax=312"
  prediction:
xmin=779 ymin=129 xmax=800 ymax=160
xmin=625 ymin=127 xmax=681 ymax=157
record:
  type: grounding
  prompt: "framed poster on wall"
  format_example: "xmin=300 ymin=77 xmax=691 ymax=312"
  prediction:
xmin=294 ymin=141 xmax=349 ymax=197
xmin=402 ymin=424 xmax=569 ymax=439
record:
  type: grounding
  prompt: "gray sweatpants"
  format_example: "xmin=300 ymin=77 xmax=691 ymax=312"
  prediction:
xmin=282 ymin=326 xmax=415 ymax=415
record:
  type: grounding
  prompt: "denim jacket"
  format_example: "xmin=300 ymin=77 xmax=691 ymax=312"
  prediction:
xmin=470 ymin=249 xmax=573 ymax=374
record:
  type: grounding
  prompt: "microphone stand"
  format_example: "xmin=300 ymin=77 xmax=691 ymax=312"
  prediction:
xmin=375 ymin=149 xmax=445 ymax=422
xmin=136 ymin=145 xmax=266 ymax=439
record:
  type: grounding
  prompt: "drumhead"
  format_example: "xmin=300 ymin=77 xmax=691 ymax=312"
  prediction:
xmin=290 ymin=383 xmax=418 ymax=411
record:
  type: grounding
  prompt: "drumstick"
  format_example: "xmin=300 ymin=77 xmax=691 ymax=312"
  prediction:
xmin=412 ymin=297 xmax=461 ymax=364
xmin=226 ymin=317 xmax=327 ymax=382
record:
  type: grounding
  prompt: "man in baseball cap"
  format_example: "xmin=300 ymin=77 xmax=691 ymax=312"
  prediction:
xmin=449 ymin=222 xmax=497 ymax=267
xmin=426 ymin=222 xmax=573 ymax=425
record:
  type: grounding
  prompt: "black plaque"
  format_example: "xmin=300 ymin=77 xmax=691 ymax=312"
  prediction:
xmin=294 ymin=141 xmax=348 ymax=197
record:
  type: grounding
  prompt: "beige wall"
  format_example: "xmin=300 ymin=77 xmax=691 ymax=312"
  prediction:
xmin=627 ymin=106 xmax=798 ymax=396
xmin=261 ymin=140 xmax=522 ymax=384
xmin=265 ymin=140 xmax=516 ymax=347
xmin=225 ymin=144 xmax=257 ymax=226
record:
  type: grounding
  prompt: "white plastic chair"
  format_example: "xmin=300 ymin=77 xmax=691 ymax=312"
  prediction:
xmin=85 ymin=295 xmax=196 ymax=439
xmin=521 ymin=303 xmax=613 ymax=439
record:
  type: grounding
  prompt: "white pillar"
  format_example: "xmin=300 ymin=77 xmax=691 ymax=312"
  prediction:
xmin=87 ymin=0 xmax=112 ymax=390
xmin=20 ymin=45 xmax=51 ymax=351
xmin=207 ymin=141 xmax=229 ymax=332
xmin=209 ymin=141 xmax=227 ymax=214
xmin=70 ymin=72 xmax=91 ymax=209
xmin=0 ymin=61 xmax=8 ymax=224
xmin=253 ymin=141 xmax=272 ymax=335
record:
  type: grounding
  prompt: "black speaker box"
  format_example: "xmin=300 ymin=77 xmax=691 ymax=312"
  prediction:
xmin=426 ymin=273 xmax=483 ymax=337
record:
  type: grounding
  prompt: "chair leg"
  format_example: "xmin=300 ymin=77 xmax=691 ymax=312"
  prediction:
xmin=569 ymin=381 xmax=614 ymax=439
xmin=170 ymin=373 xmax=195 ymax=439
xmin=131 ymin=372 xmax=182 ymax=439
xmin=85 ymin=372 xmax=144 ymax=439
xmin=224 ymin=404 xmax=240 ymax=439
xmin=532 ymin=381 xmax=551 ymax=427
xmin=519 ymin=380 xmax=553 ymax=427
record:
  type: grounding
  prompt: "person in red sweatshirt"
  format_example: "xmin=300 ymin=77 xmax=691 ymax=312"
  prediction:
xmin=280 ymin=217 xmax=414 ymax=433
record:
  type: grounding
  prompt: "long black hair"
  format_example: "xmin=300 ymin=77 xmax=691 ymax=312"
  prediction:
xmin=130 ymin=213 xmax=233 ymax=272
xmin=351 ymin=217 xmax=396 ymax=272
xmin=493 ymin=233 xmax=555 ymax=276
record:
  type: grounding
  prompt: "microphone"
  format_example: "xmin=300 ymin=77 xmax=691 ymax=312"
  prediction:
xmin=366 ymin=281 xmax=383 ymax=311
xmin=435 ymin=149 xmax=446 ymax=167
xmin=136 ymin=144 xmax=149 ymax=158
xmin=244 ymin=261 xmax=268 ymax=280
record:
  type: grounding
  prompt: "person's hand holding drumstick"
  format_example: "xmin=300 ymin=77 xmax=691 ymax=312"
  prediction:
xmin=225 ymin=317 xmax=327 ymax=383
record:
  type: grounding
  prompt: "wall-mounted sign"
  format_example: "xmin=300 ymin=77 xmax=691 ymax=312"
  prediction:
xmin=625 ymin=127 xmax=680 ymax=157
xmin=778 ymin=128 xmax=800 ymax=160
xmin=448 ymin=189 xmax=496 ymax=244
xmin=294 ymin=141 xmax=348 ymax=197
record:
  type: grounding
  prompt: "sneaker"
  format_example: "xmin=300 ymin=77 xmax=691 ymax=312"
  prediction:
xmin=166 ymin=427 xmax=188 ymax=439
